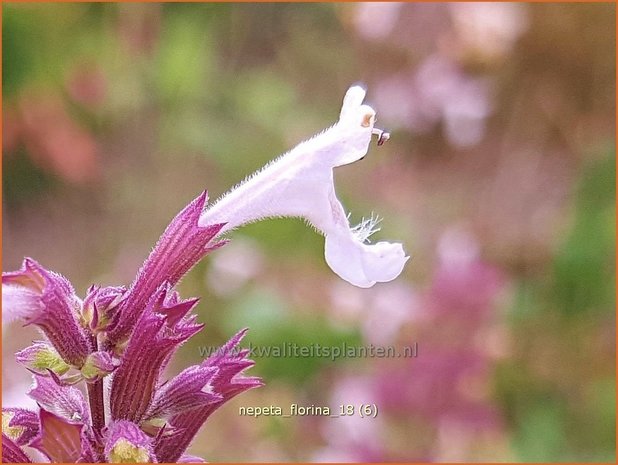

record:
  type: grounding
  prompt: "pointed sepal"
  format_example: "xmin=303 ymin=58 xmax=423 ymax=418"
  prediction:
xmin=3 ymin=258 xmax=91 ymax=366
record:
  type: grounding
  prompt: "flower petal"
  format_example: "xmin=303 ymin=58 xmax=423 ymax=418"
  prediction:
xmin=361 ymin=241 xmax=409 ymax=283
xmin=325 ymin=233 xmax=409 ymax=288
xmin=334 ymin=85 xmax=376 ymax=166
xmin=1 ymin=283 xmax=42 ymax=325
xmin=82 ymin=284 xmax=126 ymax=333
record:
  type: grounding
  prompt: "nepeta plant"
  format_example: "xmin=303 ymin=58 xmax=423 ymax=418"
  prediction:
xmin=2 ymin=86 xmax=407 ymax=463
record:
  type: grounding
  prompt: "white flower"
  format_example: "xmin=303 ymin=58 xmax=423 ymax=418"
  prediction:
xmin=2 ymin=284 xmax=42 ymax=324
xmin=199 ymin=85 xmax=409 ymax=288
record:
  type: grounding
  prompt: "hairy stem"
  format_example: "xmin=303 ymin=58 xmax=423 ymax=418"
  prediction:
xmin=88 ymin=381 xmax=105 ymax=434
xmin=87 ymin=335 xmax=105 ymax=436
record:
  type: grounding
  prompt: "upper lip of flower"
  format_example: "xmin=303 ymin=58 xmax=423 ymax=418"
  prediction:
xmin=198 ymin=84 xmax=409 ymax=288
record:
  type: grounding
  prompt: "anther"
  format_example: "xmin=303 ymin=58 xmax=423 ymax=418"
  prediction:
xmin=372 ymin=128 xmax=391 ymax=146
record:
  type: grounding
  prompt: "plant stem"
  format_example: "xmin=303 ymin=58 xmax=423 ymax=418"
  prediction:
xmin=87 ymin=335 xmax=105 ymax=436
xmin=88 ymin=380 xmax=105 ymax=434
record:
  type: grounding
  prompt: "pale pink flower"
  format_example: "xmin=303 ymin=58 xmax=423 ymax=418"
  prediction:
xmin=200 ymin=85 xmax=409 ymax=288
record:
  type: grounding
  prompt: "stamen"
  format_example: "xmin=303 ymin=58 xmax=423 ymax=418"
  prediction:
xmin=352 ymin=214 xmax=382 ymax=242
xmin=372 ymin=127 xmax=391 ymax=146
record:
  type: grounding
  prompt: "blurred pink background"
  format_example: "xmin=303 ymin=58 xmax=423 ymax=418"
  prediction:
xmin=3 ymin=3 xmax=615 ymax=462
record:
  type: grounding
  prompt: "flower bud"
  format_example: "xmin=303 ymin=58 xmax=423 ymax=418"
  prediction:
xmin=15 ymin=341 xmax=70 ymax=376
xmin=80 ymin=351 xmax=120 ymax=382
xmin=81 ymin=285 xmax=126 ymax=333
xmin=3 ymin=258 xmax=91 ymax=366
xmin=105 ymin=421 xmax=155 ymax=463
xmin=2 ymin=408 xmax=39 ymax=446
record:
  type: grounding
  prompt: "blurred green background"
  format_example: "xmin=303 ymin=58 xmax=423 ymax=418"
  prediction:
xmin=2 ymin=2 xmax=615 ymax=462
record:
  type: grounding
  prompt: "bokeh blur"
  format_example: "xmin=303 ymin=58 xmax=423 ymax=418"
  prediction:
xmin=2 ymin=2 xmax=615 ymax=462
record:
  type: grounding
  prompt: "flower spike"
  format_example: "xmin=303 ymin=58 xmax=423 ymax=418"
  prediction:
xmin=1 ymin=84 xmax=402 ymax=463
